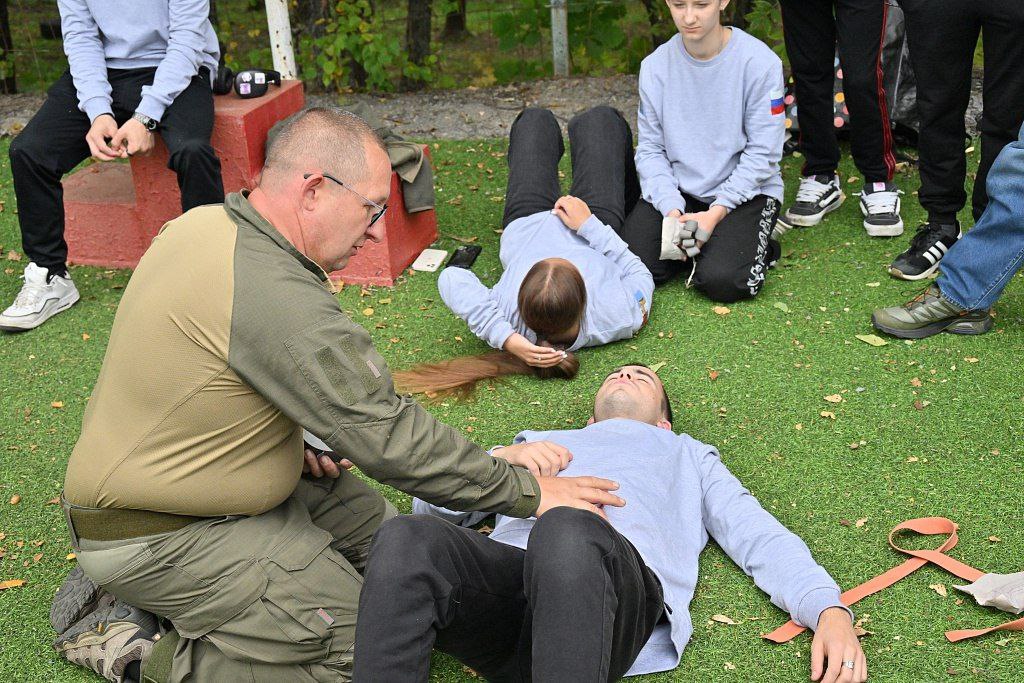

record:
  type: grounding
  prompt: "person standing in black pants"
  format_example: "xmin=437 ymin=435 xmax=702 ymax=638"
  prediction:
xmin=1 ymin=0 xmax=224 ymax=332
xmin=778 ymin=0 xmax=904 ymax=238
xmin=888 ymin=0 xmax=1024 ymax=281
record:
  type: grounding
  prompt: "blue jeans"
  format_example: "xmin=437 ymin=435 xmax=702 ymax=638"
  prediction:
xmin=938 ymin=124 xmax=1024 ymax=311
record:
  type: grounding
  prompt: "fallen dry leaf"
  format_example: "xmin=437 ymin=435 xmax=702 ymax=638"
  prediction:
xmin=930 ymin=583 xmax=948 ymax=597
xmin=913 ymin=400 xmax=925 ymax=410
xmin=51 ymin=401 xmax=64 ymax=409
xmin=854 ymin=625 xmax=874 ymax=637
xmin=839 ymin=519 xmax=851 ymax=527
xmin=66 ymin=553 xmax=77 ymax=561
xmin=964 ymin=357 xmax=979 ymax=363
xmin=910 ymin=377 xmax=922 ymax=387
xmin=855 ymin=334 xmax=889 ymax=347
xmin=709 ymin=370 xmax=720 ymax=381
xmin=9 ymin=494 xmax=20 ymax=505
xmin=820 ymin=411 xmax=836 ymax=420
xmin=988 ymin=536 xmax=1001 ymax=543
xmin=724 ymin=662 xmax=737 ymax=670
xmin=866 ymin=281 xmax=881 ymax=287
xmin=995 ymin=638 xmax=1011 ymax=647
xmin=649 ymin=361 xmax=667 ymax=373
xmin=361 ymin=307 xmax=374 ymax=317
xmin=855 ymin=518 xmax=868 ymax=528
xmin=32 ymin=552 xmax=43 ymax=563
xmin=773 ymin=301 xmax=790 ymax=313
xmin=713 ymin=305 xmax=731 ymax=315
xmin=81 ymin=333 xmax=90 ymax=341
xmin=0 ymin=579 xmax=26 ymax=590
xmin=712 ymin=614 xmax=738 ymax=625
xmin=794 ymin=423 xmax=803 ymax=430
xmin=906 ymin=456 xmax=920 ymax=463
xmin=6 ymin=250 xmax=22 ymax=261
xmin=824 ymin=394 xmax=843 ymax=403
xmin=46 ymin=497 xmax=60 ymax=505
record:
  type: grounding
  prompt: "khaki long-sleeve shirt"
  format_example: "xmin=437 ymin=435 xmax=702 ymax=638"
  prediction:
xmin=64 ymin=192 xmax=539 ymax=519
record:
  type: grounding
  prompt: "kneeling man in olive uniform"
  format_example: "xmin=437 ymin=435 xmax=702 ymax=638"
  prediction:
xmin=54 ymin=107 xmax=622 ymax=683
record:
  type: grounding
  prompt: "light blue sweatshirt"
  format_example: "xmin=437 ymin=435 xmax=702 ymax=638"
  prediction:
xmin=415 ymin=419 xmax=850 ymax=676
xmin=635 ymin=28 xmax=785 ymax=215
xmin=437 ymin=212 xmax=654 ymax=352
xmin=58 ymin=0 xmax=219 ymax=123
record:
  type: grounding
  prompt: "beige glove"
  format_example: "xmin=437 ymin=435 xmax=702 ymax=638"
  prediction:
xmin=660 ymin=217 xmax=702 ymax=260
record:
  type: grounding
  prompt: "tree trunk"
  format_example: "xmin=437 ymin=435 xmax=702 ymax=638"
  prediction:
xmin=0 ymin=0 xmax=14 ymax=94
xmin=441 ymin=0 xmax=468 ymax=41
xmin=402 ymin=0 xmax=432 ymax=91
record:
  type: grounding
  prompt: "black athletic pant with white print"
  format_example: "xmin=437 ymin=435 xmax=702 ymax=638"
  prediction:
xmin=620 ymin=195 xmax=780 ymax=303
xmin=778 ymin=0 xmax=896 ymax=182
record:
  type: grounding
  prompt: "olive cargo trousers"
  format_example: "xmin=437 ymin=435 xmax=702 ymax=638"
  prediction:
xmin=72 ymin=470 xmax=396 ymax=682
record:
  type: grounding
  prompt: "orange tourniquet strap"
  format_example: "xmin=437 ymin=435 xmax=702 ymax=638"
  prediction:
xmin=763 ymin=517 xmax=1017 ymax=644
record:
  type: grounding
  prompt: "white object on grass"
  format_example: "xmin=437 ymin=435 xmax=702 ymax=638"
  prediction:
xmin=411 ymin=248 xmax=449 ymax=272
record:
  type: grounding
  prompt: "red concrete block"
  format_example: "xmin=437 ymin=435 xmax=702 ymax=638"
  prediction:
xmin=65 ymin=80 xmax=305 ymax=268
xmin=332 ymin=146 xmax=439 ymax=287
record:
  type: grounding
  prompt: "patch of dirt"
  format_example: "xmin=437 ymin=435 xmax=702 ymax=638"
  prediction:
xmin=1 ymin=72 xmax=984 ymax=140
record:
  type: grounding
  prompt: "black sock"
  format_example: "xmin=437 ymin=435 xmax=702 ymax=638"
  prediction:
xmin=45 ymin=265 xmax=69 ymax=283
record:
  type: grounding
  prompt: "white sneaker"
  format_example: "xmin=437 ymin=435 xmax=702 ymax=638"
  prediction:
xmin=781 ymin=174 xmax=845 ymax=229
xmin=0 ymin=262 xmax=80 ymax=331
xmin=859 ymin=182 xmax=904 ymax=237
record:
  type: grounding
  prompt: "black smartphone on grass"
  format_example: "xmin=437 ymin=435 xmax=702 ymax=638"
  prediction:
xmin=445 ymin=245 xmax=482 ymax=270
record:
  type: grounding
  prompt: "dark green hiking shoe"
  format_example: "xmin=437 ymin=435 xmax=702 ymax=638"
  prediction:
xmin=54 ymin=599 xmax=160 ymax=682
xmin=51 ymin=565 xmax=112 ymax=634
xmin=872 ymin=285 xmax=993 ymax=339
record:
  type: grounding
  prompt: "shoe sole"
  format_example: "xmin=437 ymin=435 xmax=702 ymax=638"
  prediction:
xmin=871 ymin=313 xmax=993 ymax=339
xmin=55 ymin=620 xmax=154 ymax=682
xmin=888 ymin=262 xmax=940 ymax=281
xmin=783 ymin=192 xmax=846 ymax=227
xmin=864 ymin=218 xmax=904 ymax=237
xmin=0 ymin=290 xmax=80 ymax=332
xmin=51 ymin=566 xmax=105 ymax=634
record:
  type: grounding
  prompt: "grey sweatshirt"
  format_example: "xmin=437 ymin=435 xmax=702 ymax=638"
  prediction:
xmin=415 ymin=419 xmax=850 ymax=676
xmin=58 ymin=0 xmax=219 ymax=122
xmin=437 ymin=212 xmax=654 ymax=352
xmin=635 ymin=28 xmax=785 ymax=215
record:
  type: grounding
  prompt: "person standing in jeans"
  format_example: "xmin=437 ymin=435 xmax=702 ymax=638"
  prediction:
xmin=888 ymin=0 xmax=1024 ymax=281
xmin=0 ymin=0 xmax=225 ymax=332
xmin=872 ymin=123 xmax=1023 ymax=338
xmin=624 ymin=0 xmax=785 ymax=303
xmin=777 ymin=0 xmax=903 ymax=237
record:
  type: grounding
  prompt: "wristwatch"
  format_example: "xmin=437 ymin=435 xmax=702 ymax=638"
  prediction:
xmin=132 ymin=112 xmax=159 ymax=131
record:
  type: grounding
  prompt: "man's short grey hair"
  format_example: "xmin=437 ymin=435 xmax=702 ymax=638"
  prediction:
xmin=262 ymin=106 xmax=386 ymax=184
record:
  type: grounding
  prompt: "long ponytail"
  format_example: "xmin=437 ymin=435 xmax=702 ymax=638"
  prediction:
xmin=396 ymin=258 xmax=585 ymax=397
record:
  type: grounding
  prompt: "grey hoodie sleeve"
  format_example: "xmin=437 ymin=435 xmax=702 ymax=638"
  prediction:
xmin=412 ymin=497 xmax=493 ymax=527
xmin=711 ymin=64 xmax=786 ymax=211
xmin=696 ymin=445 xmax=851 ymax=629
xmin=577 ymin=215 xmax=654 ymax=329
xmin=438 ymin=266 xmax=517 ymax=350
xmin=635 ymin=60 xmax=687 ymax=217
xmin=58 ymin=0 xmax=113 ymax=122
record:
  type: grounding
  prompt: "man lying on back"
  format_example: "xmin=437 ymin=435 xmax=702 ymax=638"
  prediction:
xmin=354 ymin=364 xmax=867 ymax=683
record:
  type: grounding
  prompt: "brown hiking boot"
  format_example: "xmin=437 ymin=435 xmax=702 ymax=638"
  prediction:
xmin=54 ymin=599 xmax=159 ymax=682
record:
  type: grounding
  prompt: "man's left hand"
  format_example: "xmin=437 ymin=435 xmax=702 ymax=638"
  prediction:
xmin=110 ymin=118 xmax=155 ymax=157
xmin=811 ymin=607 xmax=867 ymax=682
xmin=493 ymin=441 xmax=572 ymax=477
xmin=680 ymin=205 xmax=729 ymax=248
xmin=302 ymin=447 xmax=352 ymax=479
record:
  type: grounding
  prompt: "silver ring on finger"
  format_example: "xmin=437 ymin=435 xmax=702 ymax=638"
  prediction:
xmin=842 ymin=661 xmax=855 ymax=670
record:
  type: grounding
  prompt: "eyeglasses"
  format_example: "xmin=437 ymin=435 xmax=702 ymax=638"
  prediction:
xmin=304 ymin=172 xmax=388 ymax=227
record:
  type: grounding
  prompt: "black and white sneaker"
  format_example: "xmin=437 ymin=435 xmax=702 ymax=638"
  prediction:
xmin=888 ymin=221 xmax=962 ymax=281
xmin=859 ymin=182 xmax=904 ymax=237
xmin=780 ymin=174 xmax=845 ymax=229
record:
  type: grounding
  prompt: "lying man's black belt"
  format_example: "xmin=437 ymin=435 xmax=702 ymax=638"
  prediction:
xmin=62 ymin=494 xmax=213 ymax=546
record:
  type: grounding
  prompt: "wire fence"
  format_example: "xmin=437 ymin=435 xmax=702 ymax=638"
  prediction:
xmin=0 ymin=1 xmax=714 ymax=94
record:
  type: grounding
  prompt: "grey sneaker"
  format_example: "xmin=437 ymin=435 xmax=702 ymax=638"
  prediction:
xmin=780 ymin=174 xmax=845 ymax=229
xmin=51 ymin=566 xmax=113 ymax=635
xmin=54 ymin=599 xmax=159 ymax=683
xmin=871 ymin=284 xmax=993 ymax=339
xmin=0 ymin=262 xmax=80 ymax=331
xmin=859 ymin=182 xmax=904 ymax=237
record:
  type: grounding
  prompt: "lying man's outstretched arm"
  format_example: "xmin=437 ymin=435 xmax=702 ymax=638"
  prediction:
xmin=697 ymin=447 xmax=867 ymax=683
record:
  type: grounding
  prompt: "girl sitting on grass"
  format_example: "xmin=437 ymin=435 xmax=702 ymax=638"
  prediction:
xmin=621 ymin=0 xmax=787 ymax=303
xmin=395 ymin=106 xmax=654 ymax=396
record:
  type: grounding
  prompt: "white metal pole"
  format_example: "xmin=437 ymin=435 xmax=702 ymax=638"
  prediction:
xmin=265 ymin=0 xmax=297 ymax=80
xmin=550 ymin=0 xmax=569 ymax=78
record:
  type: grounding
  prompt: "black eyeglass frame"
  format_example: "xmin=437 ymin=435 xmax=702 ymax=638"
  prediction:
xmin=303 ymin=172 xmax=388 ymax=227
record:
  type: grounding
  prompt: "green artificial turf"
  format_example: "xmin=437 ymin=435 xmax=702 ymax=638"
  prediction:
xmin=0 ymin=137 xmax=1022 ymax=682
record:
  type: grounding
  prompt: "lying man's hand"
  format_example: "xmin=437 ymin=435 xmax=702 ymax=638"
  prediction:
xmin=811 ymin=607 xmax=866 ymax=682
xmin=302 ymin=447 xmax=352 ymax=479
xmin=494 ymin=441 xmax=572 ymax=477
xmin=535 ymin=476 xmax=624 ymax=520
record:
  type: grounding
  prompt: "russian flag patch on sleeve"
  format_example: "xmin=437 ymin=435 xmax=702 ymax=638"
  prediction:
xmin=770 ymin=88 xmax=785 ymax=116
